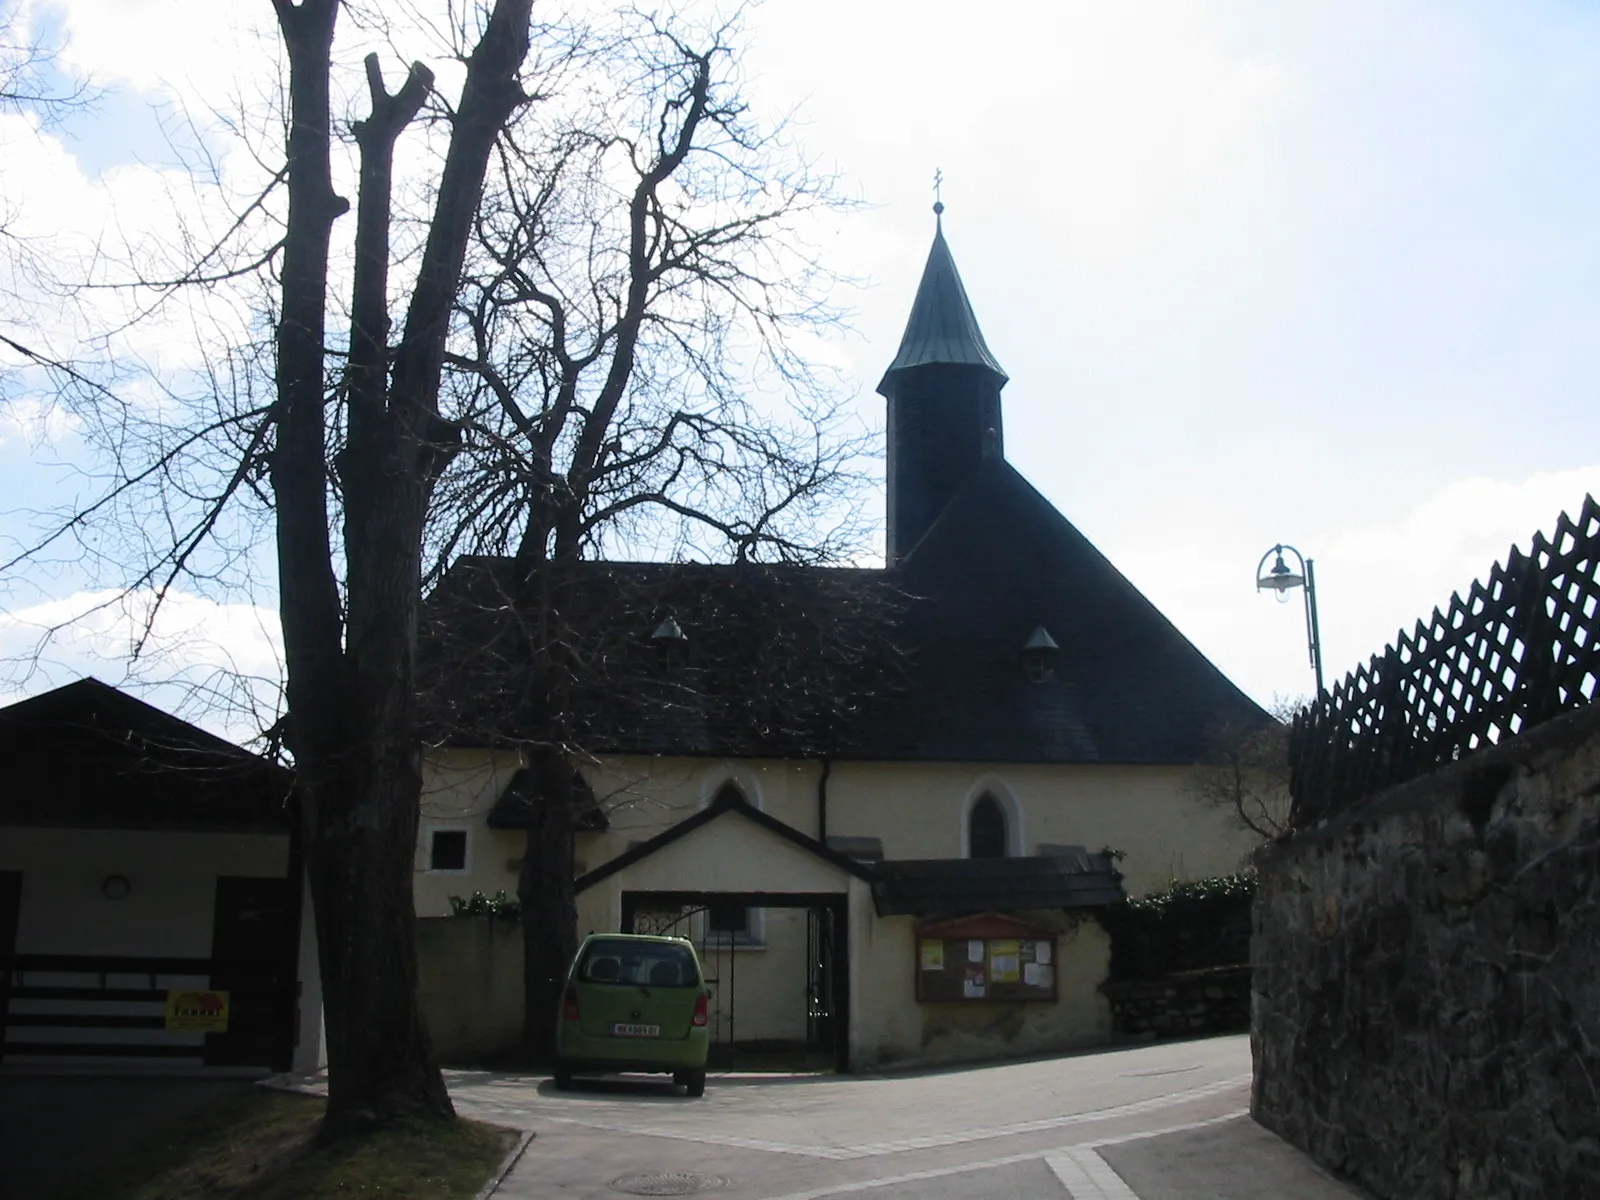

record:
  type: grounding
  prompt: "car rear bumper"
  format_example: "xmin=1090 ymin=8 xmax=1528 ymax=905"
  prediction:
xmin=556 ymin=1027 xmax=709 ymax=1073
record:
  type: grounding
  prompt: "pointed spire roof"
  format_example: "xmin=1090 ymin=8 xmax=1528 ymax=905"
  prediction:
xmin=877 ymin=213 xmax=1008 ymax=395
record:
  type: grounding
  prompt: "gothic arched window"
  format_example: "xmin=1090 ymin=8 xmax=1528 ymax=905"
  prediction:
xmin=968 ymin=794 xmax=1008 ymax=859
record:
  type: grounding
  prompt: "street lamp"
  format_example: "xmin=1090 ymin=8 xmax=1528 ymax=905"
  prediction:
xmin=1256 ymin=543 xmax=1325 ymax=696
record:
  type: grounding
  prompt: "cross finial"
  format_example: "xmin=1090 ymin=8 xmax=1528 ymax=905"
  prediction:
xmin=933 ymin=168 xmax=945 ymax=217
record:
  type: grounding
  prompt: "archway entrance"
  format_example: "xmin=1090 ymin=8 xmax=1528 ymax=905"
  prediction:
xmin=620 ymin=890 xmax=849 ymax=1073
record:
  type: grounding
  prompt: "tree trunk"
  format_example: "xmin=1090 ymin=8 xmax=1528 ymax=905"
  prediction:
xmin=270 ymin=0 xmax=535 ymax=1133
xmin=518 ymin=743 xmax=579 ymax=1063
xmin=304 ymin=737 xmax=453 ymax=1129
xmin=271 ymin=0 xmax=444 ymax=1130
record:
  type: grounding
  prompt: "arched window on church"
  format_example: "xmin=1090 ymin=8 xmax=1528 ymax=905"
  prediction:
xmin=968 ymin=794 xmax=1008 ymax=859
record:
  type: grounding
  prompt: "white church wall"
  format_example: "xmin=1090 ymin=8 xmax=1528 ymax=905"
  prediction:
xmin=823 ymin=760 xmax=1259 ymax=897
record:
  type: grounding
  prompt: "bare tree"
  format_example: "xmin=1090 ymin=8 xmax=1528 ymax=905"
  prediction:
xmin=414 ymin=17 xmax=874 ymax=1057
xmin=5 ymin=0 xmax=540 ymax=1130
xmin=262 ymin=0 xmax=547 ymax=1129
xmin=1190 ymin=695 xmax=1303 ymax=843
xmin=2 ymin=0 xmax=874 ymax=1119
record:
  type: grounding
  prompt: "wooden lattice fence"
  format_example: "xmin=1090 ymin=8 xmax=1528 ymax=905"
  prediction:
xmin=1288 ymin=494 xmax=1600 ymax=828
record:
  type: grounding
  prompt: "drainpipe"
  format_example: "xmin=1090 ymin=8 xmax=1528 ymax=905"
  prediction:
xmin=816 ymin=756 xmax=833 ymax=845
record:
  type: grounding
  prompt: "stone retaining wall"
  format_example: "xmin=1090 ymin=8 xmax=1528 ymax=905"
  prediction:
xmin=1101 ymin=964 xmax=1250 ymax=1040
xmin=1252 ymin=705 xmax=1600 ymax=1199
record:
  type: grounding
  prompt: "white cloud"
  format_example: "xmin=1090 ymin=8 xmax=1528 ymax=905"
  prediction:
xmin=30 ymin=0 xmax=275 ymax=112
xmin=0 ymin=586 xmax=284 ymax=743
xmin=0 ymin=394 xmax=81 ymax=443
xmin=1115 ymin=466 xmax=1600 ymax=708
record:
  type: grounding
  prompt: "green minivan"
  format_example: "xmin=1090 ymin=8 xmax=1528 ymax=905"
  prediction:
xmin=554 ymin=933 xmax=711 ymax=1096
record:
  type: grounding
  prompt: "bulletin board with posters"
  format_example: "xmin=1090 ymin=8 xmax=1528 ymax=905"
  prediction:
xmin=914 ymin=913 xmax=1058 ymax=1003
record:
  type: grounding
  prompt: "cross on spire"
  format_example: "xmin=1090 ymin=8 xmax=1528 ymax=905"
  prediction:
xmin=933 ymin=168 xmax=945 ymax=216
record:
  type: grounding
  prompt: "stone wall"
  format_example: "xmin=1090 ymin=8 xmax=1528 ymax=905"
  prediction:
xmin=416 ymin=916 xmax=524 ymax=1064
xmin=1102 ymin=965 xmax=1250 ymax=1040
xmin=1252 ymin=705 xmax=1600 ymax=1199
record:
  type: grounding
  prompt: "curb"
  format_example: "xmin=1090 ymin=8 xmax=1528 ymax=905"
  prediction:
xmin=477 ymin=1128 xmax=537 ymax=1198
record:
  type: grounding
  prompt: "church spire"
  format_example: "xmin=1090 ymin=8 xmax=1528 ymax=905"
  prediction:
xmin=877 ymin=208 xmax=1007 ymax=395
xmin=878 ymin=204 xmax=1009 ymax=564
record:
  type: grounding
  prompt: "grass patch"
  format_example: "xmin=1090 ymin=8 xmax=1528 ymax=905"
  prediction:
xmin=54 ymin=1087 xmax=518 ymax=1200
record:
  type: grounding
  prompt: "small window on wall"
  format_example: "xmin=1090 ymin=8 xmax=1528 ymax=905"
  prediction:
xmin=429 ymin=829 xmax=468 ymax=872
xmin=704 ymin=898 xmax=763 ymax=947
xmin=969 ymin=794 xmax=1007 ymax=859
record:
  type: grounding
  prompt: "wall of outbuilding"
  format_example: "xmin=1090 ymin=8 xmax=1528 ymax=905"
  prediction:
xmin=2 ymin=827 xmax=288 ymax=958
xmin=0 ymin=827 xmax=321 ymax=1073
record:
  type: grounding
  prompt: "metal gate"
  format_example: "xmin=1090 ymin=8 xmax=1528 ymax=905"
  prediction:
xmin=621 ymin=891 xmax=848 ymax=1072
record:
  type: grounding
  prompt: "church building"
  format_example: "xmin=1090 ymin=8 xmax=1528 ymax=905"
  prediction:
xmin=415 ymin=213 xmax=1269 ymax=1071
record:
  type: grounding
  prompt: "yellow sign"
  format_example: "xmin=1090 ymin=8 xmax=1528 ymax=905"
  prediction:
xmin=165 ymin=990 xmax=230 ymax=1032
xmin=919 ymin=940 xmax=945 ymax=971
xmin=990 ymin=940 xmax=1021 ymax=984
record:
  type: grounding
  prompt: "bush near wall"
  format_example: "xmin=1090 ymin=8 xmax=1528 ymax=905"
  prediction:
xmin=1095 ymin=872 xmax=1254 ymax=981
xmin=448 ymin=890 xmax=522 ymax=921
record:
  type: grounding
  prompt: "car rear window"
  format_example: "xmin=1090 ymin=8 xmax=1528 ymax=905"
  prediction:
xmin=578 ymin=939 xmax=700 ymax=987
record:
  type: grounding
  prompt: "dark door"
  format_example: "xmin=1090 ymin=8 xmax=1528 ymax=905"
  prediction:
xmin=205 ymin=876 xmax=294 ymax=1068
xmin=0 ymin=871 xmax=19 ymax=1063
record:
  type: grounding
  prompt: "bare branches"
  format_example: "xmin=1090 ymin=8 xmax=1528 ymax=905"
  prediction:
xmin=428 ymin=8 xmax=861 ymax=583
xmin=1190 ymin=697 xmax=1305 ymax=844
xmin=0 ymin=3 xmax=99 ymax=122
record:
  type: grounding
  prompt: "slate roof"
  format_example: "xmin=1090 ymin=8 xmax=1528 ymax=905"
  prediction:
xmin=878 ymin=220 xmax=1008 ymax=390
xmin=872 ymin=456 xmax=1268 ymax=763
xmin=871 ymin=853 xmax=1126 ymax=917
xmin=419 ymin=559 xmax=906 ymax=758
xmin=0 ymin=678 xmax=294 ymax=831
xmin=421 ymin=467 xmax=1265 ymax=765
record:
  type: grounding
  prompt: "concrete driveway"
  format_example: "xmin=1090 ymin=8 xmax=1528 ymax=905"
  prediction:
xmin=438 ymin=1034 xmax=1366 ymax=1199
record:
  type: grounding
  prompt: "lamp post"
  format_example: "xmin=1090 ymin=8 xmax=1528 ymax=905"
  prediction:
xmin=1256 ymin=543 xmax=1324 ymax=696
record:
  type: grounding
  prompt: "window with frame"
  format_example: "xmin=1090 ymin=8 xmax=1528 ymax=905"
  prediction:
xmin=704 ymin=897 xmax=763 ymax=948
xmin=968 ymin=795 xmax=1007 ymax=859
xmin=429 ymin=829 xmax=468 ymax=872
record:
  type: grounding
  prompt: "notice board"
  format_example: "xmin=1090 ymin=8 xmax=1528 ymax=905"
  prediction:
xmin=914 ymin=913 xmax=1058 ymax=1003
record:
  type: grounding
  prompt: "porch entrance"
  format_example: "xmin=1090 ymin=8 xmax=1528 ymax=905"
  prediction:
xmin=620 ymin=890 xmax=848 ymax=1073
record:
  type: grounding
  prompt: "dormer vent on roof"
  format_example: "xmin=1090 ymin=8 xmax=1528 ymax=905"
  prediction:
xmin=1022 ymin=625 xmax=1059 ymax=683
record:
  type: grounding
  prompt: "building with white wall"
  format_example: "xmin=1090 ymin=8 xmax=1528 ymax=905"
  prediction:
xmin=0 ymin=679 xmax=322 ymax=1075
xmin=415 ymin=215 xmax=1272 ymax=1069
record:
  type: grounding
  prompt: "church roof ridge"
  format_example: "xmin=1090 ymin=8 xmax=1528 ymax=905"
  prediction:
xmin=877 ymin=215 xmax=1008 ymax=392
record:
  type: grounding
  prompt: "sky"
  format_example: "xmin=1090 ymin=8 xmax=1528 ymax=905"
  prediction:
xmin=2 ymin=0 xmax=1599 ymax=739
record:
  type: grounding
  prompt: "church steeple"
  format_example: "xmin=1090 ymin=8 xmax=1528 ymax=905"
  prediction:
xmin=878 ymin=209 xmax=1008 ymax=563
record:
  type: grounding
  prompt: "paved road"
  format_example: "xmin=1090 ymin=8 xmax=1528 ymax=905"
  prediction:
xmin=443 ymin=1035 xmax=1366 ymax=1199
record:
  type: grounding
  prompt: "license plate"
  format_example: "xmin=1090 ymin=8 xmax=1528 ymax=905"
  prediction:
xmin=611 ymin=1022 xmax=660 ymax=1038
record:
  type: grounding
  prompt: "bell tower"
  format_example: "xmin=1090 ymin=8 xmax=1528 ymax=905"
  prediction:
xmin=877 ymin=207 xmax=1008 ymax=564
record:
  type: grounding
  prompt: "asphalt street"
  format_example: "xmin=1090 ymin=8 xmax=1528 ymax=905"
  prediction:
xmin=440 ymin=1034 xmax=1367 ymax=1199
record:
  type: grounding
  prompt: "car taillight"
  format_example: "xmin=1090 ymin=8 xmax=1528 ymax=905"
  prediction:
xmin=563 ymin=987 xmax=580 ymax=1022
xmin=692 ymin=993 xmax=708 ymax=1028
